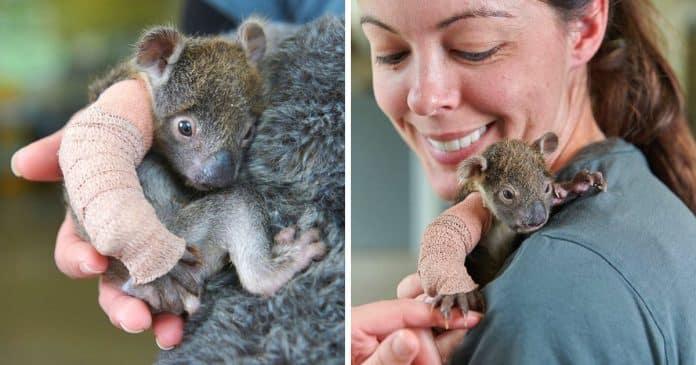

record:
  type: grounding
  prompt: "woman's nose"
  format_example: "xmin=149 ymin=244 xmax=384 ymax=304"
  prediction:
xmin=406 ymin=60 xmax=460 ymax=116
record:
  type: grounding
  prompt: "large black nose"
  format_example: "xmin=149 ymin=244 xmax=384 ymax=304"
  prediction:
xmin=527 ymin=200 xmax=547 ymax=227
xmin=201 ymin=151 xmax=236 ymax=189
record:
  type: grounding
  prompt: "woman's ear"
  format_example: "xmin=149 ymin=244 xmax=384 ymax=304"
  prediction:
xmin=568 ymin=0 xmax=609 ymax=67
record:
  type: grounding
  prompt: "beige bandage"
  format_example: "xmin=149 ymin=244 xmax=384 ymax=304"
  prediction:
xmin=59 ymin=79 xmax=185 ymax=285
xmin=418 ymin=193 xmax=492 ymax=296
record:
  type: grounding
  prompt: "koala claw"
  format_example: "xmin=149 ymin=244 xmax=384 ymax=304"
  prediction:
xmin=591 ymin=171 xmax=607 ymax=191
xmin=124 ymin=245 xmax=205 ymax=315
xmin=180 ymin=245 xmax=203 ymax=267
xmin=431 ymin=290 xmax=485 ymax=329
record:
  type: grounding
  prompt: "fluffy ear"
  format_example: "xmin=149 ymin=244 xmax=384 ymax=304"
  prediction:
xmin=237 ymin=17 xmax=266 ymax=65
xmin=532 ymin=132 xmax=559 ymax=156
xmin=135 ymin=26 xmax=184 ymax=86
xmin=457 ymin=156 xmax=487 ymax=184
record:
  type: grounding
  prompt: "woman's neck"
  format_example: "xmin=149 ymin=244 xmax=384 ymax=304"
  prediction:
xmin=551 ymin=69 xmax=605 ymax=173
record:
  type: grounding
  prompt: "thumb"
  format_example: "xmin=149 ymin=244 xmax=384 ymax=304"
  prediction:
xmin=362 ymin=329 xmax=419 ymax=365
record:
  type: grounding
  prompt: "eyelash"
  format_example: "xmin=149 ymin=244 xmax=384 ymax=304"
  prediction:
xmin=451 ymin=46 xmax=501 ymax=62
xmin=375 ymin=46 xmax=501 ymax=65
xmin=375 ymin=51 xmax=409 ymax=65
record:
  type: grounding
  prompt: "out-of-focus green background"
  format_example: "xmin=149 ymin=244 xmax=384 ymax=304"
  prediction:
xmin=351 ymin=0 xmax=696 ymax=306
xmin=0 ymin=1 xmax=182 ymax=364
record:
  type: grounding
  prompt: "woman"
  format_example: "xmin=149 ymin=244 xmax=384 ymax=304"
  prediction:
xmin=353 ymin=0 xmax=696 ymax=364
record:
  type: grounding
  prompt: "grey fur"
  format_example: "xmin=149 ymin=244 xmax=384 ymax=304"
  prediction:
xmin=156 ymin=16 xmax=345 ymax=364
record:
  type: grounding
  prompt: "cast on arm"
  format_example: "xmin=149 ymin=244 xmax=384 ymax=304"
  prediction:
xmin=417 ymin=194 xmax=491 ymax=299
xmin=59 ymin=79 xmax=186 ymax=285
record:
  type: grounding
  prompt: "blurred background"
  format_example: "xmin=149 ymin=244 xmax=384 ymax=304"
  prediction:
xmin=351 ymin=0 xmax=696 ymax=306
xmin=0 ymin=1 xmax=199 ymax=364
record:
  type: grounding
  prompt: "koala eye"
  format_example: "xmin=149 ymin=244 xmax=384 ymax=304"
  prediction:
xmin=500 ymin=188 xmax=515 ymax=203
xmin=544 ymin=182 xmax=552 ymax=194
xmin=178 ymin=119 xmax=193 ymax=137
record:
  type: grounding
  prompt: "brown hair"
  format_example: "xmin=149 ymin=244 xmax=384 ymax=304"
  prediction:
xmin=548 ymin=0 xmax=696 ymax=213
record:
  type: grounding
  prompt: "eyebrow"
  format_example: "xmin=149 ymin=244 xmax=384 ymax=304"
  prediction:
xmin=360 ymin=8 xmax=514 ymax=33
xmin=359 ymin=15 xmax=396 ymax=33
xmin=437 ymin=8 xmax=514 ymax=29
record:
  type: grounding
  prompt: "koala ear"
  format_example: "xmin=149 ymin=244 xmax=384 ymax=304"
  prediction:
xmin=457 ymin=156 xmax=487 ymax=184
xmin=532 ymin=132 xmax=559 ymax=156
xmin=237 ymin=18 xmax=266 ymax=65
xmin=135 ymin=27 xmax=184 ymax=86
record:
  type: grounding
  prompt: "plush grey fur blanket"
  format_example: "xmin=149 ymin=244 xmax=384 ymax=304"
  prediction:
xmin=156 ymin=15 xmax=345 ymax=365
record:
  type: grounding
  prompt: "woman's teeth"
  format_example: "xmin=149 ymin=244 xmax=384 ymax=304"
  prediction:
xmin=427 ymin=125 xmax=487 ymax=152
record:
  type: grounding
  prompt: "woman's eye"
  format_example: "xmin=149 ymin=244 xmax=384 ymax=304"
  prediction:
xmin=178 ymin=120 xmax=193 ymax=137
xmin=375 ymin=51 xmax=409 ymax=65
xmin=451 ymin=46 xmax=500 ymax=62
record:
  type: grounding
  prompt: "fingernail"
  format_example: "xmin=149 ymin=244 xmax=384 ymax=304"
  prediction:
xmin=79 ymin=262 xmax=102 ymax=275
xmin=391 ymin=331 xmax=413 ymax=359
xmin=467 ymin=312 xmax=483 ymax=327
xmin=10 ymin=149 xmax=22 ymax=177
xmin=120 ymin=321 xmax=145 ymax=334
xmin=156 ymin=338 xmax=175 ymax=351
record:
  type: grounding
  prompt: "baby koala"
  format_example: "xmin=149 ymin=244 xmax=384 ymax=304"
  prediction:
xmin=67 ymin=21 xmax=325 ymax=315
xmin=423 ymin=132 xmax=606 ymax=323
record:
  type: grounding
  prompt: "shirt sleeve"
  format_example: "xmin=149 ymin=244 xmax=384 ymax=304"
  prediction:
xmin=450 ymin=234 xmax=666 ymax=365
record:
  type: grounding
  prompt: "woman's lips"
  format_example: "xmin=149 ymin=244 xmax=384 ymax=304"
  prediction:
xmin=421 ymin=122 xmax=493 ymax=165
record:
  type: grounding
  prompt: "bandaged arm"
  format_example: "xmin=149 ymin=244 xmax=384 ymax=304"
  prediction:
xmin=418 ymin=193 xmax=492 ymax=296
xmin=59 ymin=79 xmax=185 ymax=285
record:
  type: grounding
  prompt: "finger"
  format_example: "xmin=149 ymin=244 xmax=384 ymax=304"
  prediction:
xmin=396 ymin=273 xmax=423 ymax=299
xmin=98 ymin=277 xmax=152 ymax=333
xmin=11 ymin=128 xmax=64 ymax=181
xmin=153 ymin=313 xmax=184 ymax=350
xmin=434 ymin=329 xmax=467 ymax=364
xmin=353 ymin=299 xmax=470 ymax=337
xmin=362 ymin=329 xmax=419 ymax=365
xmin=413 ymin=328 xmax=442 ymax=365
xmin=54 ymin=213 xmax=108 ymax=278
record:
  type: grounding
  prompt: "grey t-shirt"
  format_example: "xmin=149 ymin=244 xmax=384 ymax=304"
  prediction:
xmin=452 ymin=138 xmax=696 ymax=364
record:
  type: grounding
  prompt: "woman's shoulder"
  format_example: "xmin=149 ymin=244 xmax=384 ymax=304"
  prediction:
xmin=538 ymin=138 xmax=696 ymax=283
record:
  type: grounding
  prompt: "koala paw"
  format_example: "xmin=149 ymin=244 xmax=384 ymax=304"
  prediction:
xmin=275 ymin=226 xmax=327 ymax=263
xmin=590 ymin=171 xmax=607 ymax=191
xmin=431 ymin=290 xmax=485 ymax=329
xmin=123 ymin=246 xmax=204 ymax=315
xmin=574 ymin=169 xmax=607 ymax=192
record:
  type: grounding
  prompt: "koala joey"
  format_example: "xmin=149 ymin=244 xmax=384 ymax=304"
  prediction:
xmin=73 ymin=20 xmax=326 ymax=315
xmin=431 ymin=132 xmax=606 ymax=322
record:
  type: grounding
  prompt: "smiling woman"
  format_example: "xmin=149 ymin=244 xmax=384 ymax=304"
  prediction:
xmin=352 ymin=0 xmax=696 ymax=364
xmin=360 ymin=0 xmax=606 ymax=200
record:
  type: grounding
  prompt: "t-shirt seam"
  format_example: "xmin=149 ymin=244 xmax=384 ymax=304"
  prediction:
xmin=537 ymin=232 xmax=669 ymax=365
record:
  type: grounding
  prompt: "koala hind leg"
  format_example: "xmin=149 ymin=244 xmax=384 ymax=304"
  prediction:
xmin=218 ymin=189 xmax=326 ymax=296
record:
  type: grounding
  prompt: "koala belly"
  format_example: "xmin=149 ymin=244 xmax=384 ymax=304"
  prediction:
xmin=465 ymin=219 xmax=521 ymax=288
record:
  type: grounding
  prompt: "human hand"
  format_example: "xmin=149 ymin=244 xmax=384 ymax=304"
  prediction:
xmin=11 ymin=128 xmax=184 ymax=349
xmin=352 ymin=289 xmax=481 ymax=364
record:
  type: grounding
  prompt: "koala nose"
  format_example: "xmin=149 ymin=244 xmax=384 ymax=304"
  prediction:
xmin=201 ymin=151 xmax=236 ymax=188
xmin=528 ymin=200 xmax=547 ymax=227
